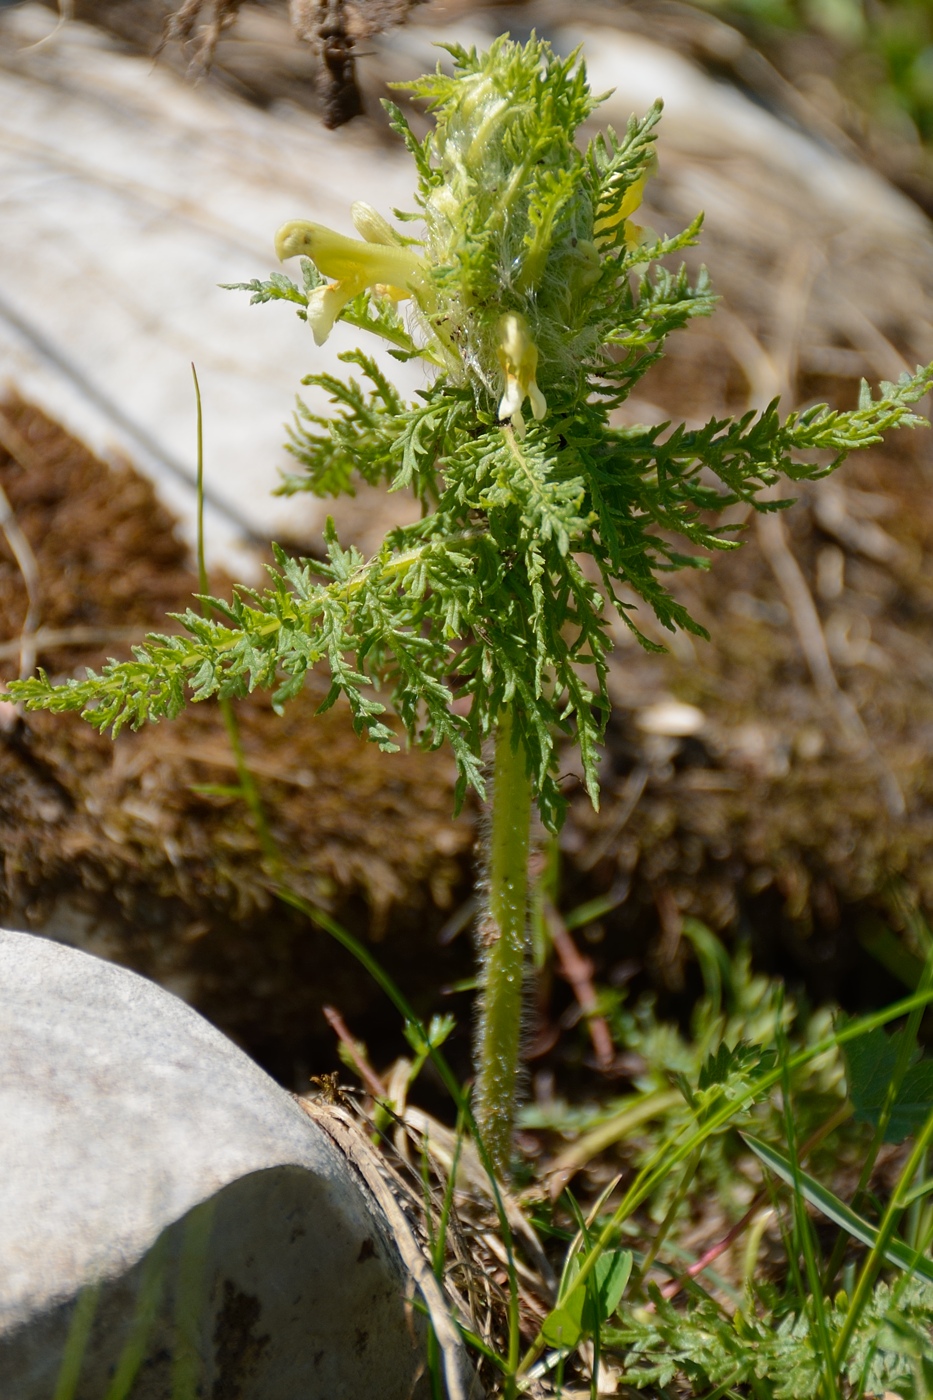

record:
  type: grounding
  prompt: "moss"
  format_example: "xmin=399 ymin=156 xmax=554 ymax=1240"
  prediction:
xmin=0 ymin=397 xmax=474 ymax=1080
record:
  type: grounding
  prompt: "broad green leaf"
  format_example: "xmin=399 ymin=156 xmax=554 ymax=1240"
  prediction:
xmin=540 ymin=1249 xmax=633 ymax=1350
xmin=742 ymin=1134 xmax=933 ymax=1284
xmin=540 ymin=1291 xmax=587 ymax=1350
xmin=592 ymin=1247 xmax=634 ymax=1321
xmin=843 ymin=1027 xmax=933 ymax=1143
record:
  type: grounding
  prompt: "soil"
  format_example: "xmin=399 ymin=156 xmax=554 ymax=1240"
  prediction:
xmin=0 ymin=396 xmax=475 ymax=1086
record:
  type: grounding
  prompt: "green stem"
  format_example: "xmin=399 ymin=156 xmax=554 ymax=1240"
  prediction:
xmin=636 ymin=1145 xmax=702 ymax=1287
xmin=474 ymin=706 xmax=534 ymax=1178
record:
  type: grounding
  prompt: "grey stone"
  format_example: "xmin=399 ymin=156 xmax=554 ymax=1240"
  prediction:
xmin=0 ymin=928 xmax=429 ymax=1399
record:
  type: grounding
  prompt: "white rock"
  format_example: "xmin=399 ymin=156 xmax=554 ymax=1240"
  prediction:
xmin=636 ymin=700 xmax=706 ymax=737
xmin=0 ymin=928 xmax=429 ymax=1399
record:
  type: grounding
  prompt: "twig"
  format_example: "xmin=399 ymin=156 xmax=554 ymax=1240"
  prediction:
xmin=322 ymin=1004 xmax=388 ymax=1100
xmin=0 ymin=410 xmax=43 ymax=680
xmin=658 ymin=1195 xmax=764 ymax=1303
xmin=721 ymin=257 xmax=907 ymax=820
xmin=756 ymin=506 xmax=905 ymax=817
xmin=835 ymin=294 xmax=913 ymax=383
xmin=0 ymin=404 xmax=45 ymax=475
xmin=0 ymin=294 xmax=264 ymax=545
xmin=576 ymin=763 xmax=648 ymax=872
xmin=654 ymin=885 xmax=685 ymax=992
xmin=299 ymin=1098 xmax=486 ymax=1400
xmin=0 ymin=483 xmax=40 ymax=681
xmin=544 ymin=900 xmax=615 ymax=1072
xmin=401 ymin=1104 xmax=558 ymax=1296
xmin=17 ymin=0 xmax=74 ymax=52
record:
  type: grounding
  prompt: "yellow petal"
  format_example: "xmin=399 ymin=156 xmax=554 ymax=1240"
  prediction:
xmin=372 ymin=283 xmax=413 ymax=303
xmin=616 ymin=173 xmax=648 ymax=221
xmin=624 ymin=222 xmax=654 ymax=251
xmin=594 ymin=156 xmax=657 ymax=246
xmin=275 ymin=220 xmax=424 ymax=290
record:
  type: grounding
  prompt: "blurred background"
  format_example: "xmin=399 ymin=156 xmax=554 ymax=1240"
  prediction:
xmin=2 ymin=0 xmax=933 ymax=1092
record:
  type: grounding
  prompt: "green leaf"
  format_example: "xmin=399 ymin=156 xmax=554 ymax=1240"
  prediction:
xmin=900 ymin=1177 xmax=933 ymax=1209
xmin=540 ymin=1249 xmax=633 ymax=1349
xmin=540 ymin=1293 xmax=587 ymax=1350
xmin=592 ymin=1247 xmax=634 ymax=1320
xmin=742 ymin=1134 xmax=933 ymax=1284
xmin=698 ymin=1041 xmax=775 ymax=1091
xmin=221 ymin=273 xmax=308 ymax=308
xmin=8 ymin=35 xmax=933 ymax=847
xmin=843 ymin=1027 xmax=933 ymax=1143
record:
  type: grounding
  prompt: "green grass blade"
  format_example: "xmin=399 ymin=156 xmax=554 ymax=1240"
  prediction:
xmin=741 ymin=1133 xmax=933 ymax=1284
xmin=774 ymin=997 xmax=840 ymax=1400
xmin=102 ymin=1232 xmax=170 ymax=1400
xmin=52 ymin=1283 xmax=101 ymax=1400
xmin=171 ymin=1200 xmax=215 ymax=1400
xmin=836 ymin=1101 xmax=933 ymax=1370
xmin=900 ymin=1177 xmax=933 ymax=1209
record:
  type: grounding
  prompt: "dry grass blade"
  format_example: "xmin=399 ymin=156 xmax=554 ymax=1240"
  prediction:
xmin=0 ymin=486 xmax=39 ymax=681
xmin=0 ymin=626 xmax=141 ymax=664
xmin=298 ymin=1096 xmax=486 ymax=1400
xmin=400 ymin=1104 xmax=557 ymax=1299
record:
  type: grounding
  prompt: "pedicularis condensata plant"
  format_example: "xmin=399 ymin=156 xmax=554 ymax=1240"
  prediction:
xmin=12 ymin=37 xmax=932 ymax=1175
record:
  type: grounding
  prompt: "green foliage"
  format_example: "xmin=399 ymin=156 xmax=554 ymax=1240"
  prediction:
xmin=513 ymin=934 xmax=933 ymax=1396
xmin=9 ymin=35 xmax=932 ymax=831
xmin=843 ymin=1025 xmax=933 ymax=1143
xmin=743 ymin=1132 xmax=933 ymax=1282
xmin=517 ymin=955 xmax=933 ymax=1393
xmin=540 ymin=1248 xmax=633 ymax=1350
xmin=609 ymin=1275 xmax=933 ymax=1398
xmin=523 ymin=939 xmax=849 ymax=1217
xmin=14 ymin=24 xmax=933 ymax=1375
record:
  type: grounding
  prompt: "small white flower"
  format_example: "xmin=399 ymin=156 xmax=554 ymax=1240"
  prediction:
xmin=496 ymin=312 xmax=547 ymax=438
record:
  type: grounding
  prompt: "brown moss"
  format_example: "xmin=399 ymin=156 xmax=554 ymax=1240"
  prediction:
xmin=561 ymin=420 xmax=933 ymax=1003
xmin=0 ymin=396 xmax=474 ymax=1081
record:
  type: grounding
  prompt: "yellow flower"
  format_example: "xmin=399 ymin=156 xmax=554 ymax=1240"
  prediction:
xmin=593 ymin=155 xmax=658 ymax=250
xmin=496 ymin=312 xmax=546 ymax=438
xmin=275 ymin=204 xmax=427 ymax=345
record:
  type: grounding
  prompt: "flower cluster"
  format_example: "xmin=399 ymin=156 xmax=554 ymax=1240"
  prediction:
xmin=274 ymin=203 xmax=428 ymax=346
xmin=274 ymin=37 xmax=657 ymax=436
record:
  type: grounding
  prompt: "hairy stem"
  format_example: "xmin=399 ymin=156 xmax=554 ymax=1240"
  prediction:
xmin=474 ymin=706 xmax=534 ymax=1177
